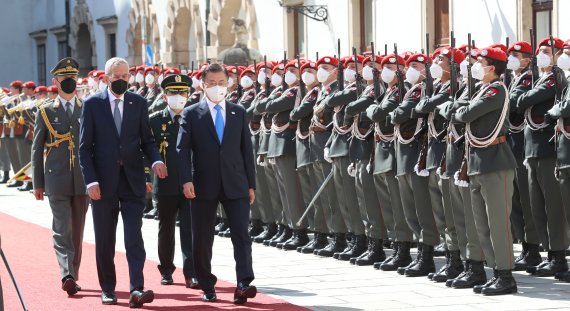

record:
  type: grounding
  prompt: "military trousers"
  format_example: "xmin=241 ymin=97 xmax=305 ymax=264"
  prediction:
xmin=510 ymin=158 xmax=540 ymax=244
xmin=470 ymin=169 xmax=515 ymax=270
xmin=313 ymin=160 xmax=346 ymax=234
xmin=396 ymin=173 xmax=439 ymax=246
xmin=253 ymin=162 xmax=273 ymax=224
xmin=375 ymin=171 xmax=408 ymax=242
xmin=355 ymin=160 xmax=387 ymax=240
xmin=449 ymin=180 xmax=484 ymax=261
xmin=428 ymin=171 xmax=446 ymax=244
xmin=3 ymin=137 xmax=21 ymax=172
xmin=264 ymin=159 xmax=283 ymax=224
xmin=556 ymin=168 xmax=570 ymax=235
xmin=439 ymin=176 xmax=459 ymax=251
xmin=298 ymin=164 xmax=328 ymax=233
xmin=273 ymin=155 xmax=307 ymax=229
xmin=526 ymin=157 xmax=570 ymax=251
xmin=331 ymin=156 xmax=364 ymax=235
xmin=0 ymin=138 xmax=10 ymax=172
xmin=48 ymin=194 xmax=89 ymax=280
xmin=15 ymin=137 xmax=30 ymax=172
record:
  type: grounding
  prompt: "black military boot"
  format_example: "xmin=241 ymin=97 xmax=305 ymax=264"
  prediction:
xmin=254 ymin=223 xmax=278 ymax=243
xmin=429 ymin=251 xmax=450 ymax=281
xmin=556 ymin=271 xmax=570 ymax=281
xmin=338 ymin=235 xmax=367 ymax=261
xmin=333 ymin=233 xmax=354 ymax=259
xmin=473 ymin=269 xmax=497 ymax=293
xmin=398 ymin=243 xmax=421 ymax=275
xmin=375 ymin=242 xmax=399 ymax=270
xmin=143 ymin=198 xmax=153 ymax=214
xmin=533 ymin=250 xmax=568 ymax=277
xmin=281 ymin=229 xmax=310 ymax=251
xmin=0 ymin=171 xmax=9 ymax=184
xmin=215 ymin=219 xmax=229 ymax=235
xmin=144 ymin=207 xmax=158 ymax=219
xmin=433 ymin=250 xmax=463 ymax=282
xmin=446 ymin=260 xmax=470 ymax=287
xmin=263 ymin=224 xmax=284 ymax=246
xmin=383 ymin=239 xmax=392 ymax=249
xmin=452 ymin=260 xmax=487 ymax=289
xmin=6 ymin=180 xmax=23 ymax=188
xmin=381 ymin=241 xmax=413 ymax=271
xmin=270 ymin=227 xmax=292 ymax=247
xmin=248 ymin=219 xmax=264 ymax=238
xmin=527 ymin=251 xmax=551 ymax=274
xmin=481 ymin=270 xmax=517 ymax=296
xmin=316 ymin=233 xmax=347 ymax=257
xmin=300 ymin=233 xmax=328 ymax=254
xmin=514 ymin=243 xmax=541 ymax=271
xmin=433 ymin=242 xmax=447 ymax=257
xmin=17 ymin=181 xmax=32 ymax=191
xmin=405 ymin=244 xmax=436 ymax=277
xmin=355 ymin=239 xmax=386 ymax=266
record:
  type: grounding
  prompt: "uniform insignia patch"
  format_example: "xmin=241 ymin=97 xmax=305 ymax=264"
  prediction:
xmin=308 ymin=93 xmax=317 ymax=101
xmin=410 ymin=90 xmax=421 ymax=100
xmin=54 ymin=117 xmax=58 ymax=123
xmin=521 ymin=78 xmax=532 ymax=87
xmin=485 ymin=88 xmax=499 ymax=97
xmin=287 ymin=89 xmax=296 ymax=97
xmin=546 ymin=79 xmax=556 ymax=88
xmin=162 ymin=124 xmax=167 ymax=131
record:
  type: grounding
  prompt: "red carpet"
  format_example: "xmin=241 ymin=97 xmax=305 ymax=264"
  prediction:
xmin=0 ymin=212 xmax=308 ymax=310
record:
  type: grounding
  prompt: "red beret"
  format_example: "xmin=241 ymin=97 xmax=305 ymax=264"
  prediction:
xmin=129 ymin=66 xmax=136 ymax=73
xmin=94 ymin=70 xmax=106 ymax=79
xmin=564 ymin=39 xmax=570 ymax=48
xmin=507 ymin=41 xmax=532 ymax=54
xmin=479 ymin=47 xmax=507 ymax=62
xmin=271 ymin=63 xmax=285 ymax=75
xmin=23 ymin=81 xmax=36 ymax=89
xmin=400 ymin=51 xmax=414 ymax=62
xmin=238 ymin=66 xmax=247 ymax=72
xmin=284 ymin=60 xmax=301 ymax=71
xmin=362 ymin=55 xmax=383 ymax=66
xmin=35 ymin=86 xmax=47 ymax=93
xmin=47 ymin=85 xmax=58 ymax=92
xmin=240 ymin=68 xmax=255 ymax=79
xmin=255 ymin=61 xmax=274 ymax=72
xmin=2 ymin=87 xmax=9 ymax=93
xmin=343 ymin=55 xmax=364 ymax=68
xmin=317 ymin=56 xmax=339 ymax=67
xmin=470 ymin=48 xmax=481 ymax=58
xmin=164 ymin=68 xmax=180 ymax=77
xmin=406 ymin=53 xmax=428 ymax=66
xmin=380 ymin=54 xmax=405 ymax=67
xmin=300 ymin=61 xmax=317 ymax=72
xmin=135 ymin=66 xmax=145 ymax=72
xmin=194 ymin=70 xmax=203 ymax=81
xmin=10 ymin=80 xmax=23 ymax=88
xmin=537 ymin=37 xmax=565 ymax=53
xmin=489 ymin=43 xmax=507 ymax=53
xmin=436 ymin=46 xmax=466 ymax=64
xmin=144 ymin=66 xmax=159 ymax=75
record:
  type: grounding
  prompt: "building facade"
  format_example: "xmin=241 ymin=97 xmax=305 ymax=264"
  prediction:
xmin=0 ymin=0 xmax=568 ymax=87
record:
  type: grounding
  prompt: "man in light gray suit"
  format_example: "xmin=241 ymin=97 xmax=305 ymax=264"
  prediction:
xmin=32 ymin=57 xmax=89 ymax=296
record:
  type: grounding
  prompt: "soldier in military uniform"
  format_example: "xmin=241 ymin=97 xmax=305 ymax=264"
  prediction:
xmin=143 ymin=66 xmax=160 ymax=107
xmin=264 ymin=60 xmax=310 ymax=250
xmin=3 ymin=80 xmax=25 ymax=188
xmin=187 ymin=70 xmax=204 ymax=107
xmin=31 ymin=57 xmax=89 ymax=296
xmin=0 ymin=88 xmax=12 ymax=184
xmin=128 ymin=66 xmax=138 ymax=92
xmin=147 ymin=74 xmax=198 ymax=289
xmin=325 ymin=55 xmax=368 ymax=261
xmin=148 ymin=68 xmax=181 ymax=114
xmin=225 ymin=66 xmax=242 ymax=105
xmin=504 ymin=41 xmax=542 ymax=270
xmin=517 ymin=38 xmax=570 ymax=277
xmin=344 ymin=54 xmax=388 ymax=266
xmin=135 ymin=66 xmax=147 ymax=96
xmin=16 ymin=81 xmax=38 ymax=191
xmin=312 ymin=56 xmax=348 ymax=257
xmin=453 ymin=47 xmax=518 ymax=295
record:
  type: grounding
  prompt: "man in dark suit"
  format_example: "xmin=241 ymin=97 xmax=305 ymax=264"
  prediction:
xmin=177 ymin=63 xmax=257 ymax=304
xmin=79 ymin=57 xmax=167 ymax=308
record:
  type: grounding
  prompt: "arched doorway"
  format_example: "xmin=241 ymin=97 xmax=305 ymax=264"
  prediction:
xmin=70 ymin=0 xmax=96 ymax=72
xmin=76 ymin=23 xmax=93 ymax=76
xmin=173 ymin=7 xmax=191 ymax=66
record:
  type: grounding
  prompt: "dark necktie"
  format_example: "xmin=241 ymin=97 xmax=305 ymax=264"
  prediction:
xmin=113 ymin=98 xmax=122 ymax=135
xmin=174 ymin=115 xmax=181 ymax=125
xmin=65 ymin=102 xmax=73 ymax=119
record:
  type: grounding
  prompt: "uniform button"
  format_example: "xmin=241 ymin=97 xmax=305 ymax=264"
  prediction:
xmin=48 ymin=169 xmax=52 ymax=173
xmin=69 ymin=125 xmax=72 ymax=129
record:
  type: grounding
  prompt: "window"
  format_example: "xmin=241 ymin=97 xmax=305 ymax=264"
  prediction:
xmin=293 ymin=11 xmax=305 ymax=57
xmin=108 ymin=33 xmax=116 ymax=58
xmin=434 ymin=0 xmax=449 ymax=47
xmin=360 ymin=0 xmax=374 ymax=53
xmin=58 ymin=40 xmax=68 ymax=59
xmin=533 ymin=0 xmax=552 ymax=41
xmin=37 ymin=44 xmax=46 ymax=86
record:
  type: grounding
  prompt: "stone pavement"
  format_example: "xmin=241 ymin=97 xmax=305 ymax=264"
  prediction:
xmin=1 ymin=184 xmax=569 ymax=310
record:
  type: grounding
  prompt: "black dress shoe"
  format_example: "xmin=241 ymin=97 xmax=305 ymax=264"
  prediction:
xmin=6 ymin=180 xmax=23 ymax=188
xmin=234 ymin=282 xmax=257 ymax=305
xmin=144 ymin=207 xmax=158 ymax=219
xmin=62 ymin=277 xmax=78 ymax=296
xmin=0 ymin=171 xmax=9 ymax=184
xmin=248 ymin=219 xmax=264 ymax=237
xmin=202 ymin=292 xmax=217 ymax=302
xmin=101 ymin=292 xmax=117 ymax=305
xmin=129 ymin=289 xmax=154 ymax=308
xmin=186 ymin=278 xmax=201 ymax=289
xmin=161 ymin=274 xmax=173 ymax=285
xmin=17 ymin=181 xmax=32 ymax=191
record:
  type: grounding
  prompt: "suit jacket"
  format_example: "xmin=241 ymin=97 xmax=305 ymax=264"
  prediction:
xmin=79 ymin=90 xmax=161 ymax=199
xmin=149 ymin=108 xmax=183 ymax=196
xmin=32 ymin=98 xmax=86 ymax=196
xmin=177 ymin=100 xmax=256 ymax=200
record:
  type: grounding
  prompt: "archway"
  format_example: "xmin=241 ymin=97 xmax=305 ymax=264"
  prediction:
xmin=76 ymin=23 xmax=93 ymax=76
xmin=69 ymin=0 xmax=97 ymax=72
xmin=173 ymin=7 xmax=191 ymax=65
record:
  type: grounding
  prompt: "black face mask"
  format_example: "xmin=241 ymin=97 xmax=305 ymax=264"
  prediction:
xmin=110 ymin=79 xmax=128 ymax=95
xmin=59 ymin=78 xmax=77 ymax=94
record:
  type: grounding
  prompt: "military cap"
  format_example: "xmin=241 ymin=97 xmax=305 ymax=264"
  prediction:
xmin=564 ymin=39 xmax=570 ymax=49
xmin=23 ymin=81 xmax=36 ymax=89
xmin=316 ymin=56 xmax=339 ymax=67
xmin=161 ymin=74 xmax=191 ymax=91
xmin=10 ymin=80 xmax=22 ymax=88
xmin=300 ymin=61 xmax=317 ymax=73
xmin=406 ymin=53 xmax=428 ymax=66
xmin=479 ymin=47 xmax=507 ymax=62
xmin=362 ymin=55 xmax=383 ymax=66
xmin=400 ymin=51 xmax=414 ymax=62
xmin=240 ymin=67 xmax=255 ymax=78
xmin=50 ymin=57 xmax=80 ymax=76
xmin=436 ymin=47 xmax=466 ymax=64
xmin=489 ymin=43 xmax=507 ymax=53
xmin=537 ymin=37 xmax=564 ymax=51
xmin=135 ymin=66 xmax=145 ymax=73
xmin=507 ymin=41 xmax=532 ymax=55
xmin=144 ymin=66 xmax=159 ymax=75
xmin=255 ymin=61 xmax=274 ymax=72
xmin=35 ymin=86 xmax=47 ymax=93
xmin=271 ymin=63 xmax=285 ymax=75
xmin=344 ymin=55 xmax=365 ymax=68
xmin=381 ymin=54 xmax=405 ymax=67
xmin=163 ymin=67 xmax=181 ymax=77
xmin=129 ymin=66 xmax=136 ymax=73
xmin=285 ymin=60 xmax=302 ymax=71
xmin=47 ymin=85 xmax=58 ymax=93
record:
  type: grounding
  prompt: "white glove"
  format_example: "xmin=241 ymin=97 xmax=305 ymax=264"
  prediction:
xmin=256 ymin=155 xmax=266 ymax=167
xmin=347 ymin=163 xmax=356 ymax=177
xmin=324 ymin=147 xmax=333 ymax=163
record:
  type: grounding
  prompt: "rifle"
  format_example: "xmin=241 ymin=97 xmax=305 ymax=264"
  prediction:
xmin=504 ymin=37 xmax=513 ymax=87
xmin=264 ymin=56 xmax=271 ymax=97
xmin=424 ymin=33 xmax=434 ymax=97
xmin=414 ymin=34 xmax=432 ymax=175
xmin=254 ymin=59 xmax=260 ymax=94
xmin=282 ymin=51 xmax=288 ymax=92
xmin=189 ymin=61 xmax=195 ymax=94
xmin=456 ymin=34 xmax=473 ymax=187
xmin=297 ymin=54 xmax=306 ymax=98
xmin=530 ymin=29 xmax=539 ymax=85
xmin=384 ymin=44 xmax=388 ymax=56
xmin=352 ymin=47 xmax=363 ymax=96
xmin=549 ymin=35 xmax=562 ymax=102
xmin=235 ymin=62 xmax=243 ymax=98
xmin=467 ymin=34 xmax=473 ymax=99
xmin=337 ymin=38 xmax=345 ymax=91
xmin=437 ymin=31 xmax=457 ymax=176
xmin=370 ymin=42 xmax=381 ymax=99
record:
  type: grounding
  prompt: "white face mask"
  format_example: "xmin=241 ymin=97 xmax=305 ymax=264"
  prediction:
xmin=381 ymin=68 xmax=395 ymax=84
xmin=471 ymin=63 xmax=486 ymax=80
xmin=167 ymin=95 xmax=187 ymax=111
xmin=537 ymin=52 xmax=552 ymax=68
xmin=88 ymin=77 xmax=96 ymax=88
xmin=430 ymin=63 xmax=443 ymax=79
xmin=344 ymin=68 xmax=356 ymax=82
xmin=317 ymin=67 xmax=330 ymax=83
xmin=157 ymin=74 xmax=164 ymax=85
xmin=557 ymin=53 xmax=570 ymax=71
xmin=301 ymin=72 xmax=315 ymax=85
xmin=405 ymin=67 xmax=422 ymax=85
xmin=145 ymin=74 xmax=155 ymax=85
xmin=271 ymin=73 xmax=283 ymax=87
xmin=284 ymin=71 xmax=298 ymax=85
xmin=240 ymin=76 xmax=253 ymax=88
xmin=507 ymin=55 xmax=521 ymax=71
xmin=98 ymin=80 xmax=106 ymax=91
xmin=459 ymin=60 xmax=469 ymax=77
xmin=128 ymin=75 xmax=135 ymax=84
xmin=257 ymin=71 xmax=267 ymax=84
xmin=227 ymin=77 xmax=235 ymax=88
xmin=192 ymin=77 xmax=200 ymax=89
xmin=135 ymin=72 xmax=144 ymax=83
xmin=204 ymin=85 xmax=228 ymax=102
xmin=362 ymin=66 xmax=374 ymax=81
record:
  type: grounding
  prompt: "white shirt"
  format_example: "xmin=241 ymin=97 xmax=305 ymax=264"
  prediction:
xmin=107 ymin=88 xmax=124 ymax=119
xmin=206 ymin=97 xmax=226 ymax=126
xmin=58 ymin=95 xmax=77 ymax=114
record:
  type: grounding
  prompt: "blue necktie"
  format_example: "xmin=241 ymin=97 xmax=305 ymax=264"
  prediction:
xmin=214 ymin=105 xmax=224 ymax=143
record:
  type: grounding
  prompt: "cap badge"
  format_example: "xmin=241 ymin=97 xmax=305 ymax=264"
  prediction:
xmin=175 ymin=75 xmax=181 ymax=82
xmin=481 ymin=50 xmax=488 ymax=56
xmin=418 ymin=56 xmax=424 ymax=62
xmin=324 ymin=57 xmax=331 ymax=63
xmin=67 ymin=60 xmax=71 ymax=64
xmin=442 ymin=49 xmax=449 ymax=55
xmin=162 ymin=124 xmax=167 ymax=132
xmin=514 ymin=44 xmax=521 ymax=50
xmin=389 ymin=57 xmax=396 ymax=63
